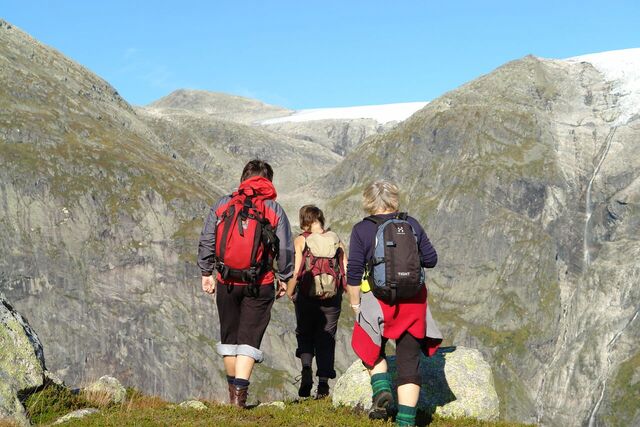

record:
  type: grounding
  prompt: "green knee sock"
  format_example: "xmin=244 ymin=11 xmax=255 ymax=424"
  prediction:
xmin=370 ymin=373 xmax=392 ymax=398
xmin=395 ymin=404 xmax=417 ymax=426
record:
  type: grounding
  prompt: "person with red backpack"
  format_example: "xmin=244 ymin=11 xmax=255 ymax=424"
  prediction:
xmin=347 ymin=180 xmax=442 ymax=427
xmin=285 ymin=205 xmax=346 ymax=399
xmin=198 ymin=160 xmax=294 ymax=408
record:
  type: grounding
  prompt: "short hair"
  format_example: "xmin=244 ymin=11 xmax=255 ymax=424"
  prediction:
xmin=241 ymin=159 xmax=274 ymax=182
xmin=299 ymin=205 xmax=325 ymax=231
xmin=363 ymin=180 xmax=400 ymax=215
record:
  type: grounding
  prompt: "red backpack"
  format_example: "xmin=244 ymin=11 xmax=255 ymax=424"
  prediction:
xmin=214 ymin=188 xmax=279 ymax=291
xmin=296 ymin=231 xmax=345 ymax=299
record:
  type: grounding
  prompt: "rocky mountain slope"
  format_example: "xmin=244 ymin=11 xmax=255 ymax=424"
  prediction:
xmin=0 ymin=19 xmax=335 ymax=404
xmin=310 ymin=52 xmax=640 ymax=426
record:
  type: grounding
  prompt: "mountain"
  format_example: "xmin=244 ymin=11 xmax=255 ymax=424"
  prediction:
xmin=0 ymin=19 xmax=343 ymax=403
xmin=146 ymin=89 xmax=292 ymax=124
xmin=310 ymin=51 xmax=640 ymax=426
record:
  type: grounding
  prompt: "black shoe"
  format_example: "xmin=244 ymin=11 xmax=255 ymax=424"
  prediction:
xmin=368 ymin=390 xmax=393 ymax=420
xmin=298 ymin=367 xmax=313 ymax=398
xmin=315 ymin=382 xmax=330 ymax=399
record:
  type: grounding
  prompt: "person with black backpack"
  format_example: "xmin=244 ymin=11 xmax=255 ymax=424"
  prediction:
xmin=285 ymin=205 xmax=346 ymax=399
xmin=346 ymin=180 xmax=442 ymax=427
xmin=198 ymin=160 xmax=294 ymax=408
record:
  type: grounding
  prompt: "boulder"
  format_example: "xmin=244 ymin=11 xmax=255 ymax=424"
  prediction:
xmin=178 ymin=400 xmax=207 ymax=410
xmin=332 ymin=346 xmax=499 ymax=421
xmin=53 ymin=408 xmax=99 ymax=425
xmin=84 ymin=376 xmax=126 ymax=404
xmin=257 ymin=401 xmax=286 ymax=410
xmin=0 ymin=296 xmax=46 ymax=425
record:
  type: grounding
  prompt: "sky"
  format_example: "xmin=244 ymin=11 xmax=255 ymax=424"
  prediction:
xmin=3 ymin=1 xmax=640 ymax=109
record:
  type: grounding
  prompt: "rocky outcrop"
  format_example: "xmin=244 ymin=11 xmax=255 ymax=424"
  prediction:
xmin=333 ymin=347 xmax=499 ymax=420
xmin=0 ymin=295 xmax=46 ymax=425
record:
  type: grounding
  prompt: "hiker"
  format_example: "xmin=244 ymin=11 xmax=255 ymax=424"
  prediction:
xmin=285 ymin=205 xmax=346 ymax=399
xmin=198 ymin=159 xmax=294 ymax=408
xmin=347 ymin=180 xmax=442 ymax=427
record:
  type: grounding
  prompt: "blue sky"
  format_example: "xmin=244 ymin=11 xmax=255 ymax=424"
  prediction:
xmin=4 ymin=1 xmax=640 ymax=109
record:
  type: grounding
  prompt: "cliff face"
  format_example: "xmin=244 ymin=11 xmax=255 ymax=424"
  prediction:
xmin=313 ymin=55 xmax=640 ymax=426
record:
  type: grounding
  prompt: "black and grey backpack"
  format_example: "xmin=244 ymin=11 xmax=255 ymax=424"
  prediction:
xmin=365 ymin=213 xmax=425 ymax=304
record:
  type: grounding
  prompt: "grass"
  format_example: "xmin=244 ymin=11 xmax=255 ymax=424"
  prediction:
xmin=19 ymin=384 xmax=534 ymax=427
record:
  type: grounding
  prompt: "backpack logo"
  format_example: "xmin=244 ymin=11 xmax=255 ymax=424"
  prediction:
xmin=396 ymin=226 xmax=405 ymax=234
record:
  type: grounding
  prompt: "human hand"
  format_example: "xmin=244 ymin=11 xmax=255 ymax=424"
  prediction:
xmin=276 ymin=280 xmax=287 ymax=299
xmin=202 ymin=275 xmax=216 ymax=294
xmin=350 ymin=303 xmax=361 ymax=316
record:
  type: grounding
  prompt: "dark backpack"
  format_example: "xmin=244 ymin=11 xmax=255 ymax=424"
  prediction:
xmin=365 ymin=213 xmax=424 ymax=304
xmin=214 ymin=189 xmax=279 ymax=293
xmin=296 ymin=231 xmax=345 ymax=299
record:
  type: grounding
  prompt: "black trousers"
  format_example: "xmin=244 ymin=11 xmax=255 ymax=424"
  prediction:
xmin=380 ymin=332 xmax=422 ymax=386
xmin=294 ymin=293 xmax=342 ymax=379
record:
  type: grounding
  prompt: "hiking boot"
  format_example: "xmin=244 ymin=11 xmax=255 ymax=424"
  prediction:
xmin=315 ymin=381 xmax=330 ymax=399
xmin=231 ymin=385 xmax=249 ymax=408
xmin=298 ymin=367 xmax=313 ymax=398
xmin=368 ymin=390 xmax=393 ymax=420
xmin=228 ymin=383 xmax=237 ymax=405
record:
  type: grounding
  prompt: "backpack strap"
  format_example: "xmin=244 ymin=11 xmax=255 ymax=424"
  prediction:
xmin=397 ymin=212 xmax=408 ymax=220
xmin=364 ymin=215 xmax=384 ymax=225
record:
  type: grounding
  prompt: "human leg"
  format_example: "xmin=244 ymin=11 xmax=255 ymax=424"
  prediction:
xmin=314 ymin=297 xmax=341 ymax=397
xmin=366 ymin=339 xmax=393 ymax=419
xmin=231 ymin=284 xmax=275 ymax=406
xmin=216 ymin=285 xmax=243 ymax=404
xmin=394 ymin=332 xmax=422 ymax=425
xmin=295 ymin=296 xmax=318 ymax=397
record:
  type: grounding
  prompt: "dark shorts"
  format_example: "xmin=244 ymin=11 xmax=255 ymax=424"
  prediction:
xmin=215 ymin=284 xmax=275 ymax=362
xmin=376 ymin=333 xmax=422 ymax=386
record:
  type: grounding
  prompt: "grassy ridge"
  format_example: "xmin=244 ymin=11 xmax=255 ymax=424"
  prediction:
xmin=17 ymin=384 xmax=534 ymax=427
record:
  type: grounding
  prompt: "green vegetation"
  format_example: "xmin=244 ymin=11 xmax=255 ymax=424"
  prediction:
xmin=20 ymin=384 xmax=534 ymax=427
xmin=601 ymin=351 xmax=640 ymax=426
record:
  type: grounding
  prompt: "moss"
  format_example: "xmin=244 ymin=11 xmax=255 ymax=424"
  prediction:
xmin=601 ymin=351 xmax=640 ymax=426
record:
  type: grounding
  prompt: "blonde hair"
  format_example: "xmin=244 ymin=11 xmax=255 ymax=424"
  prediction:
xmin=363 ymin=180 xmax=400 ymax=215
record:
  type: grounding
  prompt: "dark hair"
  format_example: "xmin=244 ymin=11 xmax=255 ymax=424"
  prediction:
xmin=299 ymin=205 xmax=325 ymax=231
xmin=241 ymin=159 xmax=274 ymax=182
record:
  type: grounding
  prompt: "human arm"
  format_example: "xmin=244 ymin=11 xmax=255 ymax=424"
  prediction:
xmin=347 ymin=282 xmax=361 ymax=314
xmin=346 ymin=225 xmax=367 ymax=314
xmin=274 ymin=205 xmax=294 ymax=282
xmin=286 ymin=235 xmax=306 ymax=300
xmin=346 ymin=224 xmax=366 ymax=286
xmin=197 ymin=204 xmax=219 ymax=277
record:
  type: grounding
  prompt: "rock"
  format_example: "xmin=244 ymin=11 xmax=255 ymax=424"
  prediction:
xmin=84 ymin=376 xmax=126 ymax=404
xmin=0 ymin=378 xmax=29 ymax=427
xmin=257 ymin=401 xmax=286 ymax=410
xmin=333 ymin=346 xmax=499 ymax=421
xmin=44 ymin=370 xmax=65 ymax=387
xmin=178 ymin=400 xmax=207 ymax=410
xmin=0 ymin=295 xmax=46 ymax=426
xmin=52 ymin=408 xmax=99 ymax=424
